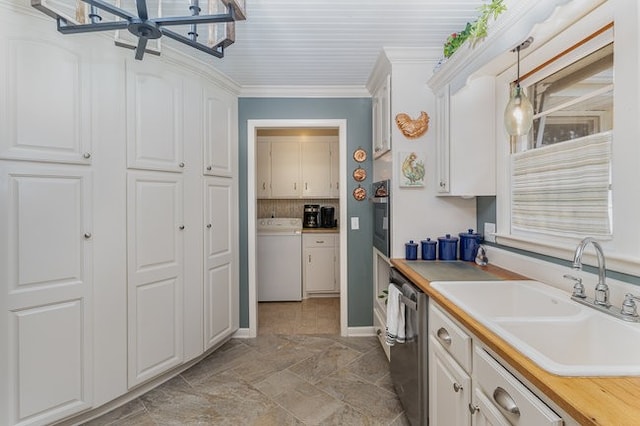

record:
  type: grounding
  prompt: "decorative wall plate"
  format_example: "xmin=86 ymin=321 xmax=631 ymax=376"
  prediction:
xmin=353 ymin=167 xmax=367 ymax=182
xmin=353 ymin=185 xmax=367 ymax=201
xmin=396 ymin=111 xmax=430 ymax=139
xmin=353 ymin=148 xmax=367 ymax=163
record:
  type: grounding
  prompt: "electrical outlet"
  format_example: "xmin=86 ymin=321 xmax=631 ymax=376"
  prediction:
xmin=484 ymin=222 xmax=496 ymax=243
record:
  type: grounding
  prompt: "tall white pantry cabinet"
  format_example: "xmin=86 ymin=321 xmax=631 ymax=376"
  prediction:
xmin=0 ymin=5 xmax=239 ymax=425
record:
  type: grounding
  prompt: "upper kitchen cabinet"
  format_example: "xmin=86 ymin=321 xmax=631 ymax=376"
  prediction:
xmin=372 ymin=74 xmax=391 ymax=158
xmin=0 ymin=31 xmax=92 ymax=165
xmin=257 ymin=135 xmax=339 ymax=199
xmin=427 ymin=0 xmax=606 ymax=196
xmin=125 ymin=58 xmax=185 ymax=173
xmin=202 ymin=84 xmax=237 ymax=177
xmin=435 ymin=77 xmax=496 ymax=196
xmin=270 ymin=140 xmax=301 ymax=198
xmin=368 ymin=54 xmax=392 ymax=159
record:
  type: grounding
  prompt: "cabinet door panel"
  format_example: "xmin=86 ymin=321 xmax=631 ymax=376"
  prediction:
xmin=429 ymin=335 xmax=471 ymax=426
xmin=256 ymin=142 xmax=271 ymax=198
xmin=270 ymin=141 xmax=300 ymax=197
xmin=304 ymin=247 xmax=335 ymax=293
xmin=127 ymin=172 xmax=183 ymax=386
xmin=203 ymin=177 xmax=237 ymax=350
xmin=0 ymin=37 xmax=91 ymax=164
xmin=301 ymin=141 xmax=331 ymax=197
xmin=0 ymin=164 xmax=93 ymax=425
xmin=126 ymin=60 xmax=184 ymax=172
xmin=203 ymin=88 xmax=233 ymax=177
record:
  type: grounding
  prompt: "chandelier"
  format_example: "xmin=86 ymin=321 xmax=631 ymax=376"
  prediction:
xmin=31 ymin=0 xmax=246 ymax=60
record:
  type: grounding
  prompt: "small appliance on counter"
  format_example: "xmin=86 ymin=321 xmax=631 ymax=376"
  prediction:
xmin=459 ymin=228 xmax=483 ymax=261
xmin=437 ymin=234 xmax=459 ymax=260
xmin=320 ymin=206 xmax=336 ymax=228
xmin=303 ymin=204 xmax=320 ymax=228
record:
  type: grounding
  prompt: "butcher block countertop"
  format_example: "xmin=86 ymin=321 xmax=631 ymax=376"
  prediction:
xmin=301 ymin=227 xmax=339 ymax=234
xmin=391 ymin=259 xmax=640 ymax=426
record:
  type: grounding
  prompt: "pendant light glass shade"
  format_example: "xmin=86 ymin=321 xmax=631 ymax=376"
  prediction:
xmin=504 ymin=84 xmax=534 ymax=136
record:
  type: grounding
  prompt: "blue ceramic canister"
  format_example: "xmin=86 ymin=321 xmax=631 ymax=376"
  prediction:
xmin=438 ymin=234 xmax=459 ymax=260
xmin=459 ymin=228 xmax=483 ymax=261
xmin=405 ymin=240 xmax=418 ymax=260
xmin=421 ymin=238 xmax=437 ymax=260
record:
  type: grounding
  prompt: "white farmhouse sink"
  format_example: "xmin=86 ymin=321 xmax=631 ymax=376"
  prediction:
xmin=431 ymin=280 xmax=640 ymax=376
xmin=430 ymin=280 xmax=581 ymax=318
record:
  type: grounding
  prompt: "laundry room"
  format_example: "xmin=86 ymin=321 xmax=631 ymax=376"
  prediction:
xmin=255 ymin=127 xmax=341 ymax=335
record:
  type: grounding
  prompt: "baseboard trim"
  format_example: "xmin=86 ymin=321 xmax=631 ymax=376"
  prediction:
xmin=232 ymin=328 xmax=254 ymax=338
xmin=347 ymin=326 xmax=376 ymax=337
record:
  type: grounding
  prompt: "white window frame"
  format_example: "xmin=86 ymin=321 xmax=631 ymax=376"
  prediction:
xmin=494 ymin=2 xmax=640 ymax=276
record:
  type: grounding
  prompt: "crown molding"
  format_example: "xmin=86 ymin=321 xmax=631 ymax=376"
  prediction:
xmin=238 ymin=85 xmax=370 ymax=98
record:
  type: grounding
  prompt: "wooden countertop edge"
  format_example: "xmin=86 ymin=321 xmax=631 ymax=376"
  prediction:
xmin=391 ymin=258 xmax=640 ymax=426
xmin=301 ymin=228 xmax=340 ymax=234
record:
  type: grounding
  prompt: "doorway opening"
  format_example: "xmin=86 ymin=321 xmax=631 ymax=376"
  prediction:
xmin=247 ymin=119 xmax=348 ymax=338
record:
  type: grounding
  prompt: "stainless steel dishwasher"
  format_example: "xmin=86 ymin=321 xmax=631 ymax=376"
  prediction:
xmin=389 ymin=268 xmax=428 ymax=426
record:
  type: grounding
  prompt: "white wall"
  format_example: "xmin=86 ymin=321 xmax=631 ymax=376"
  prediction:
xmin=376 ymin=49 xmax=477 ymax=258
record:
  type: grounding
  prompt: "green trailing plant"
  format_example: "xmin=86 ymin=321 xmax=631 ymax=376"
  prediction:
xmin=378 ymin=289 xmax=388 ymax=305
xmin=443 ymin=0 xmax=507 ymax=58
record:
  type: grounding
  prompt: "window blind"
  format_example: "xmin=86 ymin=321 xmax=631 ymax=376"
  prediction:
xmin=511 ymin=131 xmax=612 ymax=238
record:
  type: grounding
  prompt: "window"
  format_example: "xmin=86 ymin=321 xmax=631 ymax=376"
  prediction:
xmin=509 ymin=42 xmax=613 ymax=241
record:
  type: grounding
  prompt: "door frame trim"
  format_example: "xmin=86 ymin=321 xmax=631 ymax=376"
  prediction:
xmin=247 ymin=119 xmax=348 ymax=337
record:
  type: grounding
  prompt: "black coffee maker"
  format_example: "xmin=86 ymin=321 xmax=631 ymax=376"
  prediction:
xmin=303 ymin=204 xmax=320 ymax=228
xmin=321 ymin=206 xmax=336 ymax=228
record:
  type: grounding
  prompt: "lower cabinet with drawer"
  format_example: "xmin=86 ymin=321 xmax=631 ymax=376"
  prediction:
xmin=429 ymin=302 xmax=563 ymax=426
xmin=303 ymin=233 xmax=339 ymax=295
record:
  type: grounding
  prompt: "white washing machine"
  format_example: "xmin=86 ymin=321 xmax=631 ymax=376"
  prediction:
xmin=257 ymin=218 xmax=302 ymax=301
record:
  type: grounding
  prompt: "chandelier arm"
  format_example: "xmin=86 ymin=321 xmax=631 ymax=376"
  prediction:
xmin=161 ymin=27 xmax=224 ymax=58
xmin=81 ymin=0 xmax=136 ymax=20
xmin=57 ymin=18 xmax=129 ymax=34
xmin=154 ymin=12 xmax=235 ymax=27
xmin=135 ymin=36 xmax=149 ymax=60
xmin=135 ymin=0 xmax=149 ymax=21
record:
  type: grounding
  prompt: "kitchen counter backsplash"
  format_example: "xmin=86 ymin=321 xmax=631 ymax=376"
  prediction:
xmin=258 ymin=198 xmax=339 ymax=223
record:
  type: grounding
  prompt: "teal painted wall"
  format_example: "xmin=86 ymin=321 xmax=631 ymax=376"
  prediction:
xmin=238 ymin=98 xmax=374 ymax=328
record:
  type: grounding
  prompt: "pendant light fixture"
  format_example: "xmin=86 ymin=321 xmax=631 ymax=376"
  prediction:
xmin=31 ymin=0 xmax=246 ymax=60
xmin=504 ymin=37 xmax=534 ymax=136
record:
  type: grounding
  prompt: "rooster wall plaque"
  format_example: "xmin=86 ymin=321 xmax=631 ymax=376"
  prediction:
xmin=395 ymin=111 xmax=430 ymax=139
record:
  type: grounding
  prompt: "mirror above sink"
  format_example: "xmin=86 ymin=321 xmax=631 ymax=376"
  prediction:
xmin=431 ymin=280 xmax=640 ymax=376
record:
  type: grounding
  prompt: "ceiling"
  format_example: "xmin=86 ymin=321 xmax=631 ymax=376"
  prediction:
xmin=168 ymin=0 xmax=487 ymax=90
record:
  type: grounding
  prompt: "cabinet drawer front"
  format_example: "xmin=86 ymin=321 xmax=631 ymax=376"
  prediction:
xmin=474 ymin=346 xmax=562 ymax=425
xmin=303 ymin=234 xmax=336 ymax=248
xmin=429 ymin=304 xmax=472 ymax=373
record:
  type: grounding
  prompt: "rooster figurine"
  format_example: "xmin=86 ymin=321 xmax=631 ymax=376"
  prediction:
xmin=401 ymin=152 xmax=425 ymax=186
xmin=395 ymin=111 xmax=430 ymax=139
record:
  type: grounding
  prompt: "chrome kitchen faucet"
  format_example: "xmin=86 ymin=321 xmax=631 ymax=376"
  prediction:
xmin=564 ymin=237 xmax=640 ymax=322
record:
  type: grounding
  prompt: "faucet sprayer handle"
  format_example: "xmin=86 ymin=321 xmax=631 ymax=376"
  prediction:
xmin=621 ymin=294 xmax=640 ymax=318
xmin=563 ymin=274 xmax=586 ymax=298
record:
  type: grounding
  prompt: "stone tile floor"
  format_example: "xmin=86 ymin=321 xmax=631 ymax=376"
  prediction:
xmin=84 ymin=300 xmax=409 ymax=425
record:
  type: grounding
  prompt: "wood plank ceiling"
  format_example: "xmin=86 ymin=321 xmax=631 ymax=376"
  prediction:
xmin=167 ymin=0 xmax=486 ymax=88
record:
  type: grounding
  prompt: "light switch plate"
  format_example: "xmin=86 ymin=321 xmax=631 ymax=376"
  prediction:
xmin=351 ymin=217 xmax=360 ymax=230
xmin=484 ymin=222 xmax=496 ymax=243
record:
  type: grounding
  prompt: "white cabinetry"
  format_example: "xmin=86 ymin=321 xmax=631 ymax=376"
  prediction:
xmin=429 ymin=302 xmax=472 ymax=426
xmin=256 ymin=141 xmax=271 ymax=198
xmin=303 ymin=233 xmax=339 ymax=294
xmin=0 ymin=163 xmax=94 ymax=425
xmin=330 ymin=141 xmax=340 ymax=197
xmin=270 ymin=140 xmax=300 ymax=198
xmin=257 ymin=137 xmax=338 ymax=199
xmin=429 ymin=302 xmax=563 ymax=426
xmin=125 ymin=59 xmax=185 ymax=173
xmin=0 ymin=36 xmax=92 ymax=165
xmin=126 ymin=171 xmax=184 ymax=387
xmin=202 ymin=85 xmax=235 ymax=177
xmin=301 ymin=141 xmax=332 ymax=197
xmin=203 ymin=177 xmax=238 ymax=350
xmin=435 ymin=76 xmax=496 ymax=196
xmin=372 ymin=74 xmax=391 ymax=158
